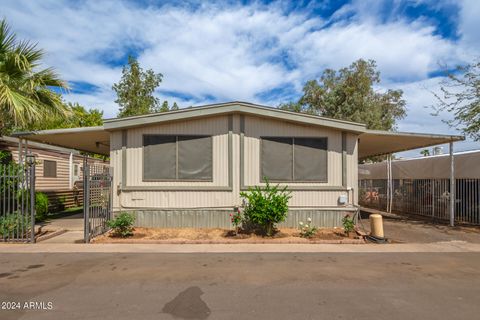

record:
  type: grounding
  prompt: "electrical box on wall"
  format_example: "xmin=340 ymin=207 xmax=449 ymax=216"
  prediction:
xmin=338 ymin=195 xmax=348 ymax=205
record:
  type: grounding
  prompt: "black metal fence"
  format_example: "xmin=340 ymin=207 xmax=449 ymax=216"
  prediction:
xmin=83 ymin=162 xmax=113 ymax=243
xmin=0 ymin=162 xmax=36 ymax=242
xmin=359 ymin=179 xmax=480 ymax=225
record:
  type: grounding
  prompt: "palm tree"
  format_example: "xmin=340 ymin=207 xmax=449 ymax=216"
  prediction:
xmin=0 ymin=19 xmax=69 ymax=135
xmin=420 ymin=149 xmax=430 ymax=157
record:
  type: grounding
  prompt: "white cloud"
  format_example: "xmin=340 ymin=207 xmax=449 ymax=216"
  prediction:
xmin=2 ymin=0 xmax=480 ymax=154
xmin=382 ymin=77 xmax=480 ymax=157
xmin=458 ymin=0 xmax=480 ymax=54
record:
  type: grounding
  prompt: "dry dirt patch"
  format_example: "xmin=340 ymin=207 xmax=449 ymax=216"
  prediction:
xmin=92 ymin=227 xmax=363 ymax=244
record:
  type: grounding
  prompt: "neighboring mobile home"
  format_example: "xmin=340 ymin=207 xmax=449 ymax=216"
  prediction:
xmin=14 ymin=102 xmax=463 ymax=228
xmin=0 ymin=136 xmax=106 ymax=210
xmin=359 ymin=150 xmax=480 ymax=225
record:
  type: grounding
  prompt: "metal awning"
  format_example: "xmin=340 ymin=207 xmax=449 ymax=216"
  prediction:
xmin=11 ymin=123 xmax=464 ymax=159
xmin=13 ymin=126 xmax=110 ymax=156
xmin=358 ymin=130 xmax=464 ymax=159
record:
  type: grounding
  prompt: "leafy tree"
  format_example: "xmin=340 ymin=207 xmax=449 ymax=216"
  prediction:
xmin=0 ymin=19 xmax=69 ymax=135
xmin=21 ymin=102 xmax=103 ymax=131
xmin=159 ymin=100 xmax=169 ymax=112
xmin=113 ymin=56 xmax=163 ymax=117
xmin=433 ymin=60 xmax=480 ymax=141
xmin=154 ymin=100 xmax=180 ymax=113
xmin=67 ymin=103 xmax=103 ymax=127
xmin=280 ymin=59 xmax=407 ymax=131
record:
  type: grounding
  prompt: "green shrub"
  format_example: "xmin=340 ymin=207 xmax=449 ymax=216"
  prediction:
xmin=107 ymin=212 xmax=135 ymax=237
xmin=0 ymin=150 xmax=14 ymax=165
xmin=342 ymin=214 xmax=355 ymax=236
xmin=57 ymin=195 xmax=66 ymax=212
xmin=240 ymin=179 xmax=291 ymax=236
xmin=35 ymin=192 xmax=49 ymax=221
xmin=0 ymin=213 xmax=31 ymax=238
xmin=229 ymin=208 xmax=243 ymax=234
xmin=0 ymin=162 xmax=22 ymax=198
xmin=299 ymin=217 xmax=317 ymax=238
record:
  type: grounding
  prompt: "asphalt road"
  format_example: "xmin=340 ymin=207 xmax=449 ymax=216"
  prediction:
xmin=1 ymin=253 xmax=479 ymax=320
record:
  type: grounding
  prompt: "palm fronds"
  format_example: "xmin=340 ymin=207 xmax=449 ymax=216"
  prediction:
xmin=0 ymin=18 xmax=70 ymax=133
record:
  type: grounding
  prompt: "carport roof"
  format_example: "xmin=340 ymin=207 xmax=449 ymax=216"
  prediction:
xmin=11 ymin=102 xmax=464 ymax=158
xmin=358 ymin=130 xmax=464 ymax=159
xmin=12 ymin=126 xmax=110 ymax=155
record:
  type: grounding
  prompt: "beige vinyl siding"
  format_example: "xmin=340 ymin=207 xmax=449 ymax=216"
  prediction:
xmin=346 ymin=132 xmax=359 ymax=205
xmin=242 ymin=115 xmax=353 ymax=208
xmin=111 ymin=113 xmax=359 ymax=210
xmin=126 ymin=115 xmax=229 ymax=187
xmin=11 ymin=148 xmax=71 ymax=191
xmin=8 ymin=146 xmax=106 ymax=192
xmin=243 ymin=115 xmax=343 ymax=187
xmin=111 ymin=130 xmax=123 ymax=209
xmin=111 ymin=115 xmax=240 ymax=209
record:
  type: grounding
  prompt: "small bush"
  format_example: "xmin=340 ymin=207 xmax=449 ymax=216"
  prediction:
xmin=229 ymin=208 xmax=243 ymax=234
xmin=342 ymin=214 xmax=355 ymax=236
xmin=0 ymin=150 xmax=14 ymax=165
xmin=57 ymin=196 xmax=66 ymax=212
xmin=0 ymin=213 xmax=31 ymax=238
xmin=35 ymin=192 xmax=49 ymax=221
xmin=299 ymin=217 xmax=317 ymax=238
xmin=107 ymin=212 xmax=135 ymax=237
xmin=240 ymin=178 xmax=291 ymax=236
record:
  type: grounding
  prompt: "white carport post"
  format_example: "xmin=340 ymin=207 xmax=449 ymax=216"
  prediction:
xmin=449 ymin=142 xmax=455 ymax=227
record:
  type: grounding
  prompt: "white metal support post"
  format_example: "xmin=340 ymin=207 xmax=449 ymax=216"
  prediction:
xmin=449 ymin=142 xmax=455 ymax=227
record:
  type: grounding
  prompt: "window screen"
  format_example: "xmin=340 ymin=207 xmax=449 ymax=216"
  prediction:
xmin=144 ymin=135 xmax=176 ymax=180
xmin=294 ymin=138 xmax=327 ymax=181
xmin=43 ymin=160 xmax=57 ymax=178
xmin=143 ymin=135 xmax=212 ymax=181
xmin=261 ymin=137 xmax=293 ymax=181
xmin=178 ymin=136 xmax=212 ymax=180
xmin=260 ymin=137 xmax=327 ymax=182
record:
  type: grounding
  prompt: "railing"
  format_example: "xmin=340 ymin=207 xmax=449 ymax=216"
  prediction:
xmin=0 ymin=163 xmax=36 ymax=242
xmin=359 ymin=179 xmax=480 ymax=225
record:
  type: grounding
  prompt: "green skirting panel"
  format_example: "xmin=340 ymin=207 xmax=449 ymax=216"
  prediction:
xmin=131 ymin=208 xmax=357 ymax=228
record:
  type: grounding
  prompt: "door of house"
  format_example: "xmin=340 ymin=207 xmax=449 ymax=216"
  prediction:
xmin=73 ymin=163 xmax=80 ymax=183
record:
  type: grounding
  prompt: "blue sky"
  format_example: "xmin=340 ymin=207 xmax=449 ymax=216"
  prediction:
xmin=2 ymin=0 xmax=480 ymax=157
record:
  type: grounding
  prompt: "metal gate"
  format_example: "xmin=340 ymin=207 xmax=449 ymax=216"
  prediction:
xmin=0 ymin=160 xmax=36 ymax=242
xmin=83 ymin=161 xmax=113 ymax=243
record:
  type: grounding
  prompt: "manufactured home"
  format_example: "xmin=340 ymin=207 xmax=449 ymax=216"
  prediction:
xmin=1 ymin=136 xmax=107 ymax=210
xmin=14 ymin=102 xmax=463 ymax=228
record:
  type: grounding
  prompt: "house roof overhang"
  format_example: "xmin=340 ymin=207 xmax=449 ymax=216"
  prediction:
xmin=103 ymin=101 xmax=368 ymax=134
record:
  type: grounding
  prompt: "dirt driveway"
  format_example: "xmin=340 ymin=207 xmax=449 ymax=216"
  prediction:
xmin=359 ymin=213 xmax=480 ymax=243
